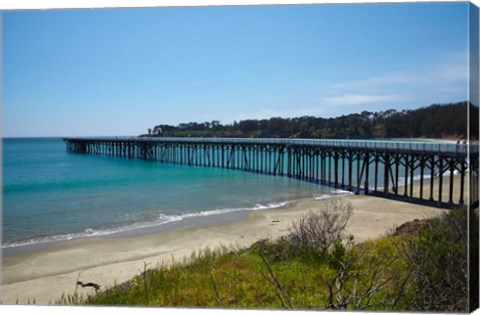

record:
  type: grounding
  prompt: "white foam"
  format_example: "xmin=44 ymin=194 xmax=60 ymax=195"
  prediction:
xmin=330 ymin=189 xmax=354 ymax=195
xmin=1 ymin=201 xmax=293 ymax=249
xmin=314 ymin=194 xmax=333 ymax=200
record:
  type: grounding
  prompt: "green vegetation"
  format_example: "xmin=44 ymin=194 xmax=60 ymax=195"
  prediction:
xmin=144 ymin=101 xmax=478 ymax=140
xmin=56 ymin=201 xmax=477 ymax=312
xmin=400 ymin=207 xmax=474 ymax=311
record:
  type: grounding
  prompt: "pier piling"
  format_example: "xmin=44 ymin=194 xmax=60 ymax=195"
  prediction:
xmin=64 ymin=137 xmax=478 ymax=209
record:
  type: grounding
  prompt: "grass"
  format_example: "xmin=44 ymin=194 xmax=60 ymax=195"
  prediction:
xmin=53 ymin=203 xmax=473 ymax=312
xmin=61 ymin=234 xmax=410 ymax=310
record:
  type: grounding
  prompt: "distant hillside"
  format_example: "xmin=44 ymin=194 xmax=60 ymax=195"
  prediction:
xmin=144 ymin=101 xmax=478 ymax=140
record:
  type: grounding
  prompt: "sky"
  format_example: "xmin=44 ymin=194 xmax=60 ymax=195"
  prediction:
xmin=1 ymin=1 xmax=474 ymax=137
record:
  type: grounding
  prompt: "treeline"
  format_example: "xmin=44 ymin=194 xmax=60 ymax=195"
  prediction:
xmin=146 ymin=101 xmax=478 ymax=140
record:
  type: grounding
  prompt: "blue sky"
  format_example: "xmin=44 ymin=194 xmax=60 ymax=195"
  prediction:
xmin=2 ymin=2 xmax=472 ymax=137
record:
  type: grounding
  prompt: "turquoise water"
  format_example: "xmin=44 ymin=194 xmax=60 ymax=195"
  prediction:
xmin=2 ymin=138 xmax=333 ymax=248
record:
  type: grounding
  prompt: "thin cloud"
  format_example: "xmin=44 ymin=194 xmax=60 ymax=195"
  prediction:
xmin=328 ymin=52 xmax=468 ymax=98
xmin=200 ymin=52 xmax=468 ymax=123
xmin=322 ymin=94 xmax=405 ymax=106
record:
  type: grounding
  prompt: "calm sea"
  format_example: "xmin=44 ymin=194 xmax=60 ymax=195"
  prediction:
xmin=2 ymin=137 xmax=337 ymax=249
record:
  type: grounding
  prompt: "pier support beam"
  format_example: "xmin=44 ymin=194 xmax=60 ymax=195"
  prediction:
xmin=63 ymin=137 xmax=477 ymax=209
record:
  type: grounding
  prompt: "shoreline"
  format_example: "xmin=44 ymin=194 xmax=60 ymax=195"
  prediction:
xmin=1 ymin=193 xmax=448 ymax=305
xmin=1 ymin=196 xmax=311 ymax=257
xmin=1 ymin=208 xmax=251 ymax=257
xmin=1 ymin=168 xmax=460 ymax=256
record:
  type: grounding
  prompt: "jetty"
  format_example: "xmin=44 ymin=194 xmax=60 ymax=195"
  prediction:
xmin=63 ymin=137 xmax=479 ymax=209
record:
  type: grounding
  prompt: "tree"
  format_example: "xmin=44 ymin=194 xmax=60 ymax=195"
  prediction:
xmin=211 ymin=120 xmax=222 ymax=131
xmin=145 ymin=101 xmax=470 ymax=139
xmin=238 ymin=119 xmax=259 ymax=135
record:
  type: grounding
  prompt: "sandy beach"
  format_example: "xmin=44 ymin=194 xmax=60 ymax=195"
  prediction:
xmin=2 ymin=173 xmax=469 ymax=305
xmin=1 ymin=190 xmax=451 ymax=305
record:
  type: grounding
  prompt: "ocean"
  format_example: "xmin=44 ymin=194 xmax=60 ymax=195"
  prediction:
xmin=2 ymin=137 xmax=337 ymax=250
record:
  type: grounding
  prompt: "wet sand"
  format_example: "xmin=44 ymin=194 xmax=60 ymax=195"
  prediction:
xmin=1 ymin=191 xmax=449 ymax=305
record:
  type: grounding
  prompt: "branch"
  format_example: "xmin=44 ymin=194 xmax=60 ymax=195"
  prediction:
xmin=259 ymin=251 xmax=293 ymax=309
xmin=210 ymin=274 xmax=224 ymax=307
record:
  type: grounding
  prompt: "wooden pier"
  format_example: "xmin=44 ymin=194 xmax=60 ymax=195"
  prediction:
xmin=63 ymin=137 xmax=479 ymax=209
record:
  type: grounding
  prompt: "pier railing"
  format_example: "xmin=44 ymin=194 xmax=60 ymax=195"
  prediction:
xmin=64 ymin=136 xmax=475 ymax=154
xmin=63 ymin=137 xmax=479 ymax=209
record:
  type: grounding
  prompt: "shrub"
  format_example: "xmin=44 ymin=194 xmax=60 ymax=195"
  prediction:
xmin=400 ymin=207 xmax=474 ymax=312
xmin=288 ymin=199 xmax=353 ymax=257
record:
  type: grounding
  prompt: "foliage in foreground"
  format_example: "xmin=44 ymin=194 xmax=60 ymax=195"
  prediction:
xmin=400 ymin=207 xmax=474 ymax=312
xmin=56 ymin=201 xmax=474 ymax=312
